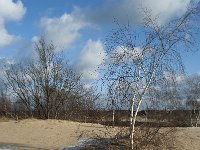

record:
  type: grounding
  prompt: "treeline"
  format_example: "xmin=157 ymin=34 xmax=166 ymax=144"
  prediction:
xmin=0 ymin=38 xmax=199 ymax=128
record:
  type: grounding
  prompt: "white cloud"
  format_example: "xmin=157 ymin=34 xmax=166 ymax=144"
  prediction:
xmin=0 ymin=57 xmax=14 ymax=80
xmin=114 ymin=46 xmax=143 ymax=63
xmin=0 ymin=0 xmax=26 ymax=48
xmin=111 ymin=46 xmax=155 ymax=64
xmin=83 ymin=84 xmax=92 ymax=89
xmin=39 ymin=10 xmax=89 ymax=50
xmin=138 ymin=0 xmax=191 ymax=24
xmin=0 ymin=0 xmax=25 ymax=22
xmin=76 ymin=39 xmax=106 ymax=80
xmin=163 ymin=71 xmax=185 ymax=83
xmin=0 ymin=23 xmax=19 ymax=47
xmin=176 ymin=74 xmax=185 ymax=82
xmin=81 ymin=0 xmax=195 ymax=25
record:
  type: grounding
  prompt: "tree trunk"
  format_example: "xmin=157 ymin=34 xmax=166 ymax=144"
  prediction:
xmin=112 ymin=108 xmax=115 ymax=127
xmin=130 ymin=99 xmax=143 ymax=150
xmin=130 ymin=99 xmax=134 ymax=150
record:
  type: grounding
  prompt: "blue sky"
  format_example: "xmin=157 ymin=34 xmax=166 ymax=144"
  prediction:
xmin=0 ymin=0 xmax=200 ymax=82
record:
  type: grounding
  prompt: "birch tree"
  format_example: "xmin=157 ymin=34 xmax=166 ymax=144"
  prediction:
xmin=103 ymin=6 xmax=198 ymax=149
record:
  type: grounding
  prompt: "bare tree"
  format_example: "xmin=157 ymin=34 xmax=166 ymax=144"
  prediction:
xmin=4 ymin=38 xmax=96 ymax=119
xmin=102 ymin=5 xmax=198 ymax=149
xmin=0 ymin=85 xmax=21 ymax=120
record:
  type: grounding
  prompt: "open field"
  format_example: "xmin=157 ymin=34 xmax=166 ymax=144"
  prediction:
xmin=0 ymin=118 xmax=200 ymax=150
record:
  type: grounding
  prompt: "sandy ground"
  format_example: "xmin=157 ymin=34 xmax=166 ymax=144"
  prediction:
xmin=0 ymin=119 xmax=114 ymax=150
xmin=0 ymin=118 xmax=200 ymax=150
xmin=174 ymin=127 xmax=200 ymax=150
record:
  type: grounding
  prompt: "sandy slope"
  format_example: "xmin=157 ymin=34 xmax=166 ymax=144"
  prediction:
xmin=0 ymin=119 xmax=200 ymax=150
xmin=0 ymin=119 xmax=111 ymax=150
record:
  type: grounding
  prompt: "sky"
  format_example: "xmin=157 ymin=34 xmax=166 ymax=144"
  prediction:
xmin=0 ymin=0 xmax=200 ymax=83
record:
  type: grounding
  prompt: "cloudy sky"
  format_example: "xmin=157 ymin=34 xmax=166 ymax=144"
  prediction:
xmin=0 ymin=0 xmax=200 ymax=81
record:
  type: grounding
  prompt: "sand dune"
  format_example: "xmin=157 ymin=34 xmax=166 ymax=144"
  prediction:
xmin=0 ymin=119 xmax=200 ymax=150
xmin=0 ymin=119 xmax=109 ymax=150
